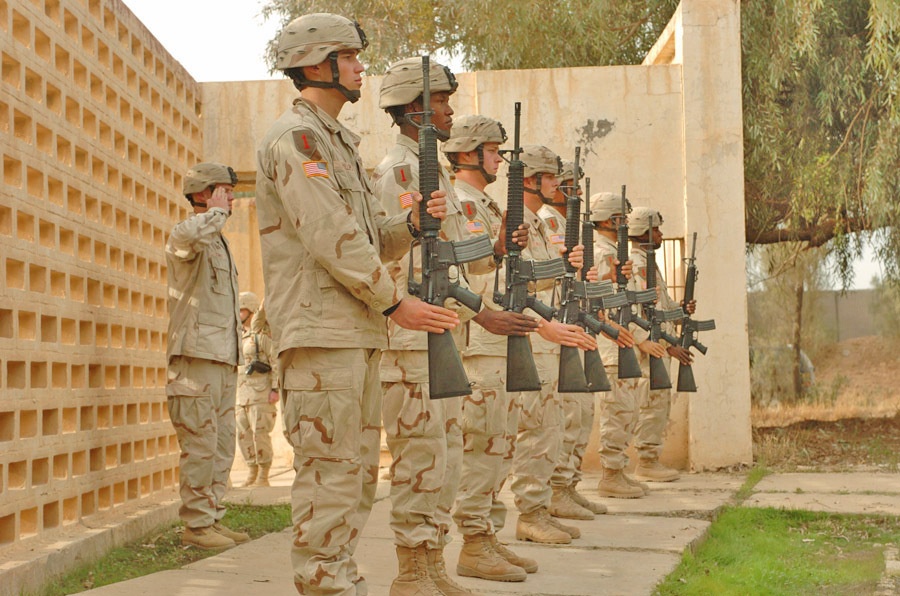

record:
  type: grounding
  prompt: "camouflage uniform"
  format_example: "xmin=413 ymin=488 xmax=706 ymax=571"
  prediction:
xmin=257 ymin=92 xmax=411 ymax=594
xmin=165 ymin=207 xmax=241 ymax=529
xmin=236 ymin=325 xmax=278 ymax=469
xmin=373 ymin=135 xmax=489 ymax=550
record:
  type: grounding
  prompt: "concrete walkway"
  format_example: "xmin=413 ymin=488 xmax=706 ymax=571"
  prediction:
xmin=4 ymin=469 xmax=899 ymax=595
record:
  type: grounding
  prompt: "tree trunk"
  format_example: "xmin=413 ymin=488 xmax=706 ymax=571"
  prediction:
xmin=792 ymin=281 xmax=804 ymax=399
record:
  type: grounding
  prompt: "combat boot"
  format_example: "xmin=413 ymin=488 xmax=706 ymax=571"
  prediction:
xmin=488 ymin=534 xmax=538 ymax=573
xmin=633 ymin=459 xmax=681 ymax=482
xmin=182 ymin=525 xmax=235 ymax=550
xmin=457 ymin=534 xmax=526 ymax=582
xmin=545 ymin=513 xmax=581 ymax=539
xmin=515 ymin=508 xmax=571 ymax=544
xmin=390 ymin=545 xmax=442 ymax=596
xmin=598 ymin=467 xmax=645 ymax=498
xmin=548 ymin=485 xmax=594 ymax=520
xmin=568 ymin=485 xmax=607 ymax=514
xmin=623 ymin=472 xmax=650 ymax=494
xmin=242 ymin=465 xmax=258 ymax=487
xmin=426 ymin=547 xmax=479 ymax=595
xmin=213 ymin=522 xmax=250 ymax=544
xmin=255 ymin=464 xmax=271 ymax=487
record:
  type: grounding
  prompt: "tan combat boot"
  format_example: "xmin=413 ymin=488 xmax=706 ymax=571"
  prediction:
xmin=488 ymin=534 xmax=538 ymax=573
xmin=213 ymin=522 xmax=250 ymax=544
xmin=426 ymin=547 xmax=479 ymax=595
xmin=545 ymin=513 xmax=581 ymax=539
xmin=390 ymin=545 xmax=442 ymax=596
xmin=633 ymin=459 xmax=681 ymax=482
xmin=515 ymin=508 xmax=571 ymax=544
xmin=182 ymin=525 xmax=235 ymax=549
xmin=255 ymin=464 xmax=271 ymax=487
xmin=623 ymin=472 xmax=650 ymax=494
xmin=598 ymin=467 xmax=645 ymax=498
xmin=568 ymin=485 xmax=607 ymax=514
xmin=242 ymin=465 xmax=258 ymax=487
xmin=457 ymin=534 xmax=526 ymax=582
xmin=548 ymin=485 xmax=594 ymax=520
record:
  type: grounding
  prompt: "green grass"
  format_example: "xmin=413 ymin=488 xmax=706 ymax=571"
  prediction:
xmin=655 ymin=507 xmax=900 ymax=596
xmin=35 ymin=504 xmax=291 ymax=596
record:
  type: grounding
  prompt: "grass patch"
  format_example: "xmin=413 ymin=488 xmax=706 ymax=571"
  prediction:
xmin=35 ymin=504 xmax=291 ymax=596
xmin=655 ymin=507 xmax=900 ymax=595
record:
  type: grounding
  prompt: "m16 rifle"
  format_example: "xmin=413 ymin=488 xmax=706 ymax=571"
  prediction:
xmin=676 ymin=232 xmax=716 ymax=392
xmin=407 ymin=55 xmax=495 ymax=399
xmin=493 ymin=102 xmax=565 ymax=393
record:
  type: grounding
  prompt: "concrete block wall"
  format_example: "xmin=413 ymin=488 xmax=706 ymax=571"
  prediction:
xmin=0 ymin=0 xmax=201 ymax=547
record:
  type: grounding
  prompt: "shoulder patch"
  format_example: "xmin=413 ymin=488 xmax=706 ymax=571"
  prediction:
xmin=302 ymin=161 xmax=329 ymax=178
xmin=460 ymin=200 xmax=477 ymax=221
xmin=292 ymin=129 xmax=317 ymax=155
xmin=547 ymin=217 xmax=559 ymax=231
xmin=393 ymin=165 xmax=413 ymax=189
xmin=398 ymin=192 xmax=415 ymax=209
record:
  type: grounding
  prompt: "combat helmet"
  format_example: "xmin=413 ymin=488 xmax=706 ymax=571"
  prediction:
xmin=443 ymin=114 xmax=507 ymax=183
xmin=520 ymin=145 xmax=561 ymax=203
xmin=379 ymin=56 xmax=457 ymax=138
xmin=589 ymin=191 xmax=632 ymax=224
xmin=275 ymin=13 xmax=368 ymax=102
xmin=182 ymin=162 xmax=237 ymax=206
xmin=628 ymin=206 xmax=664 ymax=237
xmin=239 ymin=291 xmax=260 ymax=313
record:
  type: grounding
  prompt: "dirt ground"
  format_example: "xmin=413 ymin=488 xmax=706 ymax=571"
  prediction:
xmin=753 ymin=335 xmax=900 ymax=470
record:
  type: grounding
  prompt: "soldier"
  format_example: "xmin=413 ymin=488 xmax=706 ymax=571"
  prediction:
xmin=627 ymin=207 xmax=695 ymax=482
xmin=445 ymin=115 xmax=541 ymax=583
xmin=589 ymin=192 xmax=650 ymax=498
xmin=374 ymin=58 xmax=535 ymax=596
xmin=256 ymin=15 xmax=458 ymax=596
xmin=236 ymin=291 xmax=279 ymax=487
xmin=512 ymin=146 xmax=596 ymax=545
xmin=538 ymin=162 xmax=610 ymax=520
xmin=165 ymin=162 xmax=250 ymax=549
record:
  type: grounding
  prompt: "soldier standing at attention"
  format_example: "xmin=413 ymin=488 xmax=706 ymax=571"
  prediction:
xmin=256 ymin=15 xmax=458 ymax=596
xmin=444 ymin=115 xmax=540 ymax=583
xmin=165 ymin=162 xmax=250 ymax=550
xmin=235 ymin=291 xmax=279 ymax=487
xmin=627 ymin=207 xmax=695 ymax=483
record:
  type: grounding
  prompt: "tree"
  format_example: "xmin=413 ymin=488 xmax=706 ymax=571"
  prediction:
xmin=261 ymin=0 xmax=900 ymax=284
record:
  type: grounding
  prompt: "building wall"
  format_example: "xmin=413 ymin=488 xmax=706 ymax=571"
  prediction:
xmin=0 ymin=0 xmax=200 ymax=547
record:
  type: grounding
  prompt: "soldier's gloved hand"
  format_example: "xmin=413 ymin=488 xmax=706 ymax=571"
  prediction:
xmin=681 ymin=299 xmax=697 ymax=316
xmin=408 ymin=189 xmax=447 ymax=231
xmin=561 ymin=244 xmax=584 ymax=271
xmin=389 ymin=297 xmax=458 ymax=333
xmin=602 ymin=321 xmax=635 ymax=348
xmin=537 ymin=320 xmax=597 ymax=350
xmin=473 ymin=309 xmax=538 ymax=336
xmin=637 ymin=339 xmax=667 ymax=359
xmin=667 ymin=345 xmax=694 ymax=366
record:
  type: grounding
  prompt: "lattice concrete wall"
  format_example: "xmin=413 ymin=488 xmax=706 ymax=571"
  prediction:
xmin=0 ymin=0 xmax=200 ymax=547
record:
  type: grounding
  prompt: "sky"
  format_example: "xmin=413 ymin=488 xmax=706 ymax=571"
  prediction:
xmin=122 ymin=1 xmax=880 ymax=290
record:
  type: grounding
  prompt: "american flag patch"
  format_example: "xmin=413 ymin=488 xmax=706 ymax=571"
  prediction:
xmin=550 ymin=233 xmax=565 ymax=245
xmin=399 ymin=192 xmax=415 ymax=209
xmin=302 ymin=161 xmax=329 ymax=178
xmin=466 ymin=221 xmax=485 ymax=234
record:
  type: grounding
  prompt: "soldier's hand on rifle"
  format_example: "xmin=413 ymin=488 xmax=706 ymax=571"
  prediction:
xmin=537 ymin=320 xmax=597 ymax=350
xmin=494 ymin=211 xmax=529 ymax=257
xmin=389 ymin=297 xmax=458 ymax=333
xmin=473 ymin=309 xmax=539 ymax=336
xmin=604 ymin=256 xmax=633 ymax=281
xmin=681 ymin=299 xmax=697 ymax=316
xmin=408 ymin=189 xmax=448 ymax=231
xmin=562 ymin=244 xmax=584 ymax=271
xmin=637 ymin=339 xmax=667 ymax=359
xmin=602 ymin=320 xmax=635 ymax=348
xmin=667 ymin=345 xmax=694 ymax=366
xmin=585 ymin=265 xmax=600 ymax=282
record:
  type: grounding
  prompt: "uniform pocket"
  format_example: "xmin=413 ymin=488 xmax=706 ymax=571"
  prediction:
xmin=281 ymin=368 xmax=359 ymax=460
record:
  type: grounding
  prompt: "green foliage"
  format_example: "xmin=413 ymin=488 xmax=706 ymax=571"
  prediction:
xmin=655 ymin=507 xmax=900 ymax=595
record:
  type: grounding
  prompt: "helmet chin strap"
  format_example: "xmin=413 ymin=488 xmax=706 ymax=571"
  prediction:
xmin=302 ymin=53 xmax=361 ymax=103
xmin=454 ymin=147 xmax=497 ymax=183
xmin=524 ymin=173 xmax=554 ymax=203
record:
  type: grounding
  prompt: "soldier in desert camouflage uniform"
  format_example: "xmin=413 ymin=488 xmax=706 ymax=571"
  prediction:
xmin=256 ymin=15 xmax=458 ymax=596
xmin=627 ymin=207 xmax=695 ymax=483
xmin=443 ymin=115 xmax=542 ymax=584
xmin=236 ymin=291 xmax=279 ymax=487
xmin=512 ymin=146 xmax=596 ymax=545
xmin=165 ymin=162 xmax=250 ymax=550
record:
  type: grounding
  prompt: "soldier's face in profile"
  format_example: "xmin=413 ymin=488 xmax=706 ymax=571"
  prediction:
xmin=539 ymin=173 xmax=559 ymax=198
xmin=481 ymin=142 xmax=502 ymax=176
xmin=429 ymin=91 xmax=454 ymax=134
xmin=336 ymin=49 xmax=365 ymax=91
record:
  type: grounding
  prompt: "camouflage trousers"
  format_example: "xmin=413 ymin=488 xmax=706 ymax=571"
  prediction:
xmin=280 ymin=347 xmax=382 ymax=596
xmin=597 ymin=366 xmax=641 ymax=470
xmin=453 ymin=355 xmax=520 ymax=537
xmin=511 ymin=352 xmax=562 ymax=514
xmin=236 ymin=402 xmax=277 ymax=467
xmin=634 ymin=357 xmax=672 ymax=461
xmin=166 ymin=356 xmax=237 ymax=529
xmin=382 ymin=350 xmax=463 ymax=549
xmin=551 ymin=391 xmax=596 ymax=488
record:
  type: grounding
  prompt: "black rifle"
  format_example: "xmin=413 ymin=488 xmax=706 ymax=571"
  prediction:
xmin=676 ymin=232 xmax=716 ymax=392
xmin=493 ymin=102 xmax=565 ymax=393
xmin=578 ymin=177 xmax=612 ymax=391
xmin=614 ymin=185 xmax=651 ymax=379
xmin=407 ymin=55 xmax=494 ymax=399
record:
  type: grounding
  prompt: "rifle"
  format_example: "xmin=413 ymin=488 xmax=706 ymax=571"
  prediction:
xmin=407 ymin=55 xmax=495 ymax=399
xmin=676 ymin=232 xmax=716 ymax=392
xmin=614 ymin=185 xmax=652 ymax=379
xmin=493 ymin=102 xmax=566 ymax=393
xmin=557 ymin=150 xmax=619 ymax=393
xmin=638 ymin=214 xmax=685 ymax=390
xmin=579 ymin=177 xmax=612 ymax=392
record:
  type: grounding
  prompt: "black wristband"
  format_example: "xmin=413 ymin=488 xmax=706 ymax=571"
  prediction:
xmin=382 ymin=301 xmax=401 ymax=317
xmin=406 ymin=211 xmax=420 ymax=238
